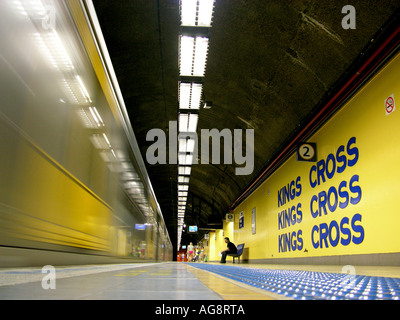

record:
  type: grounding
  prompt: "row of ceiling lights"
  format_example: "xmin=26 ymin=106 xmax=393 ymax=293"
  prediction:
xmin=177 ymin=0 xmax=215 ymax=249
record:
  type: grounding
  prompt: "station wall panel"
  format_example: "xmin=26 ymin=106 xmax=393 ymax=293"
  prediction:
xmin=232 ymin=52 xmax=400 ymax=263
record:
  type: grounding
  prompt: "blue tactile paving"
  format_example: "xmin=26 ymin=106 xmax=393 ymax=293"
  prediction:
xmin=187 ymin=263 xmax=400 ymax=300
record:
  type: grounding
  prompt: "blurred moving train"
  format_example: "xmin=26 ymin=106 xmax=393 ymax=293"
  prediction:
xmin=0 ymin=0 xmax=173 ymax=267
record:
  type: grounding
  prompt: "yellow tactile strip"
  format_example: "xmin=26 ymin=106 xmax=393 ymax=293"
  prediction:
xmin=185 ymin=264 xmax=288 ymax=300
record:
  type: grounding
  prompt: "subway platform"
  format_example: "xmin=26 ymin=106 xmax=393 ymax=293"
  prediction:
xmin=1 ymin=261 xmax=400 ymax=300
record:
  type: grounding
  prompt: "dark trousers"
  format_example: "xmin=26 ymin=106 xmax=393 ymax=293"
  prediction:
xmin=221 ymin=250 xmax=237 ymax=263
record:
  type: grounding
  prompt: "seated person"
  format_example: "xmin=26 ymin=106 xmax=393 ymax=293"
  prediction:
xmin=220 ymin=237 xmax=237 ymax=263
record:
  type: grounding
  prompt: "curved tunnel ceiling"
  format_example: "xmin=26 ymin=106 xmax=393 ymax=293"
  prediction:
xmin=92 ymin=0 xmax=400 ymax=248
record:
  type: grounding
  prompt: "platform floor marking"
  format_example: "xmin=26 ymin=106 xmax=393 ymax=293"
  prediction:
xmin=185 ymin=264 xmax=277 ymax=300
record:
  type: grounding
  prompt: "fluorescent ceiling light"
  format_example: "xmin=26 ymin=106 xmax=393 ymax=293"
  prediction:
xmin=187 ymin=115 xmax=198 ymax=133
xmin=179 ymin=83 xmax=191 ymax=108
xmin=178 ymin=154 xmax=193 ymax=165
xmin=179 ymin=137 xmax=196 ymax=154
xmin=180 ymin=0 xmax=197 ymax=26
xmin=178 ymin=191 xmax=188 ymax=197
xmin=179 ymin=36 xmax=209 ymax=77
xmin=193 ymin=37 xmax=209 ymax=76
xmin=179 ymin=113 xmax=188 ymax=132
xmin=180 ymin=0 xmax=214 ymax=27
xmin=197 ymin=0 xmax=215 ymax=26
xmin=179 ymin=36 xmax=195 ymax=76
xmin=179 ymin=82 xmax=203 ymax=109
xmin=190 ymin=83 xmax=203 ymax=109
xmin=178 ymin=185 xmax=189 ymax=191
xmin=178 ymin=166 xmax=192 ymax=175
xmin=179 ymin=113 xmax=198 ymax=133
xmin=178 ymin=176 xmax=190 ymax=183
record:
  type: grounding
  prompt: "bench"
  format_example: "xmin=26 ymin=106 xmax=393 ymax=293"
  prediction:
xmin=227 ymin=243 xmax=245 ymax=263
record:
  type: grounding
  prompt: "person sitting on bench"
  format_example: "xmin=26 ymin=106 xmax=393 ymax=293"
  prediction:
xmin=220 ymin=237 xmax=237 ymax=263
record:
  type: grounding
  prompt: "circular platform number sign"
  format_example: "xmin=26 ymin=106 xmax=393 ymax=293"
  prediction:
xmin=297 ymin=143 xmax=317 ymax=162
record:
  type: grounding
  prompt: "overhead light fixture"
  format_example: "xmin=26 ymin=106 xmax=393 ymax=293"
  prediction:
xmin=179 ymin=82 xmax=203 ymax=109
xmin=178 ymin=175 xmax=190 ymax=184
xmin=178 ymin=166 xmax=192 ymax=175
xmin=178 ymin=153 xmax=193 ymax=165
xmin=179 ymin=137 xmax=196 ymax=154
xmin=180 ymin=0 xmax=197 ymax=26
xmin=193 ymin=37 xmax=209 ymax=76
xmin=179 ymin=36 xmax=209 ymax=77
xmin=197 ymin=0 xmax=215 ymax=26
xmin=180 ymin=0 xmax=215 ymax=27
xmin=178 ymin=185 xmax=189 ymax=191
xmin=179 ymin=36 xmax=194 ymax=76
xmin=178 ymin=0 xmax=216 ymax=242
xmin=179 ymin=113 xmax=198 ymax=133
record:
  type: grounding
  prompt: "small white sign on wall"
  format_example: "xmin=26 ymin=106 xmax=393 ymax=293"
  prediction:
xmin=239 ymin=211 xmax=244 ymax=229
xmin=385 ymin=94 xmax=396 ymax=116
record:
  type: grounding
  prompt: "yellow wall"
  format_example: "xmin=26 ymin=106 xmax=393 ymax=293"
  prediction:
xmin=230 ymin=52 xmax=400 ymax=261
xmin=206 ymin=221 xmax=235 ymax=261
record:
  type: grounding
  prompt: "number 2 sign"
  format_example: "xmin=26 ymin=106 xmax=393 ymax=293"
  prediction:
xmin=297 ymin=142 xmax=317 ymax=162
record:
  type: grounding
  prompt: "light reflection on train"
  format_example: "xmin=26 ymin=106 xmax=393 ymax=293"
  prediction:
xmin=0 ymin=0 xmax=172 ymax=266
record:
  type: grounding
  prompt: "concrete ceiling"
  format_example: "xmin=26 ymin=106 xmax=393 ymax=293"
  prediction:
xmin=92 ymin=0 xmax=400 ymax=249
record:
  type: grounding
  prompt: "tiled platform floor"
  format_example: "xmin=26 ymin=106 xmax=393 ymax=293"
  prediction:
xmin=2 ymin=262 xmax=400 ymax=300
